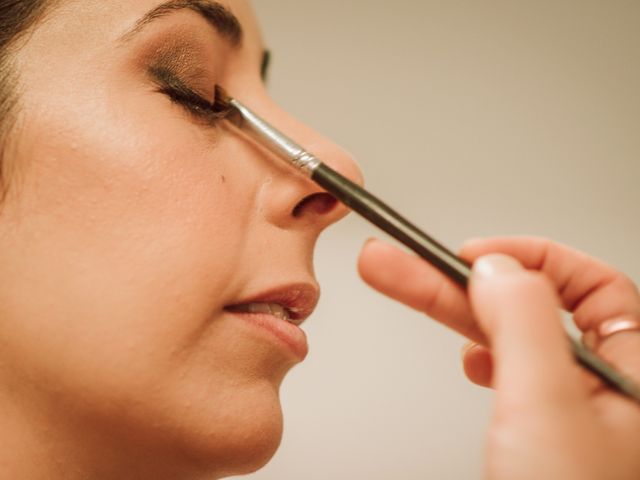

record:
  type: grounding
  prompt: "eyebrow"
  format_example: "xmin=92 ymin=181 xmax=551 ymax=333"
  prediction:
xmin=120 ymin=0 xmax=243 ymax=46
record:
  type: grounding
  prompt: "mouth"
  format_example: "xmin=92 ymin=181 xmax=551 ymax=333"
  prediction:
xmin=226 ymin=302 xmax=296 ymax=324
xmin=223 ymin=283 xmax=320 ymax=359
xmin=224 ymin=283 xmax=319 ymax=325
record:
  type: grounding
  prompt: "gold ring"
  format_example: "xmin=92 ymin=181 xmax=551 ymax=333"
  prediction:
xmin=582 ymin=317 xmax=640 ymax=351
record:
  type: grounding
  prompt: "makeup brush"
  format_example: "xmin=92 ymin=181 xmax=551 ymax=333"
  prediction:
xmin=213 ymin=86 xmax=640 ymax=403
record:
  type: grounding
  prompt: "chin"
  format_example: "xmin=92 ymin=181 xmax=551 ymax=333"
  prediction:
xmin=215 ymin=413 xmax=284 ymax=477
xmin=162 ymin=381 xmax=287 ymax=478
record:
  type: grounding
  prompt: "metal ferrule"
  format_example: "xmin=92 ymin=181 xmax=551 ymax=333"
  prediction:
xmin=228 ymin=98 xmax=321 ymax=176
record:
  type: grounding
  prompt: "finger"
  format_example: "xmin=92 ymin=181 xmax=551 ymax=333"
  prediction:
xmin=463 ymin=237 xmax=640 ymax=381
xmin=358 ymin=238 xmax=486 ymax=343
xmin=461 ymin=341 xmax=600 ymax=392
xmin=470 ymin=254 xmax=587 ymax=406
xmin=462 ymin=342 xmax=493 ymax=388
xmin=461 ymin=237 xmax=640 ymax=333
xmin=584 ymin=323 xmax=640 ymax=385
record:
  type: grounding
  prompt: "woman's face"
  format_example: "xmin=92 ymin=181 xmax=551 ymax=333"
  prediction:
xmin=0 ymin=0 xmax=360 ymax=476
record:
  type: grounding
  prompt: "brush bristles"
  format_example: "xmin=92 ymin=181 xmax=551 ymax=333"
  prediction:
xmin=214 ymin=85 xmax=232 ymax=110
xmin=213 ymin=85 xmax=244 ymax=126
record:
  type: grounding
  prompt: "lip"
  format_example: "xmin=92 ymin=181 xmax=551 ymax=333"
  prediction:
xmin=224 ymin=282 xmax=320 ymax=360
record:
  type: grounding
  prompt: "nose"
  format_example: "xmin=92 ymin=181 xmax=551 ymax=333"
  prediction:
xmin=255 ymin=99 xmax=364 ymax=232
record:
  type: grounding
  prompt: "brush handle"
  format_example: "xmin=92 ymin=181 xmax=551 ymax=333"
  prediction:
xmin=311 ymin=161 xmax=640 ymax=404
xmin=312 ymin=162 xmax=471 ymax=287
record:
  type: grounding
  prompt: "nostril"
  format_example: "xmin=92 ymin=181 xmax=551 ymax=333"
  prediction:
xmin=292 ymin=192 xmax=338 ymax=218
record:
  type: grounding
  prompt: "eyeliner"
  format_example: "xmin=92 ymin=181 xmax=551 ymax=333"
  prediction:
xmin=214 ymin=86 xmax=640 ymax=404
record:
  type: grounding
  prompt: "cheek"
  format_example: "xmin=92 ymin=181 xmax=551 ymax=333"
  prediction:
xmin=0 ymin=95 xmax=257 ymax=411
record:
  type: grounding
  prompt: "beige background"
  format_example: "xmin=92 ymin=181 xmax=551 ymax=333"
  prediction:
xmin=239 ymin=1 xmax=640 ymax=479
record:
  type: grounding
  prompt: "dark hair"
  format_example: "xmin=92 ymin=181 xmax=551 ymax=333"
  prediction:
xmin=0 ymin=0 xmax=53 ymax=152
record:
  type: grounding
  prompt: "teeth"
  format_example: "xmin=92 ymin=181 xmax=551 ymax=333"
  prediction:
xmin=230 ymin=303 xmax=292 ymax=322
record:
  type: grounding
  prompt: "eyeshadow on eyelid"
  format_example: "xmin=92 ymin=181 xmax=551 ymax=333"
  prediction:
xmin=131 ymin=29 xmax=218 ymax=82
xmin=141 ymin=43 xmax=217 ymax=101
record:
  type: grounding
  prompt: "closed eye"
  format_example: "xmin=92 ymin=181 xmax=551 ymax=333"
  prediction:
xmin=149 ymin=65 xmax=226 ymax=125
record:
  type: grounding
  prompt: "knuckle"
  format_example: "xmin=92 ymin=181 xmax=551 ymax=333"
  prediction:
xmin=419 ymin=276 xmax=446 ymax=315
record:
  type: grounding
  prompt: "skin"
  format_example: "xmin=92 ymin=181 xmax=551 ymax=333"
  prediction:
xmin=359 ymin=236 xmax=640 ymax=479
xmin=0 ymin=0 xmax=361 ymax=478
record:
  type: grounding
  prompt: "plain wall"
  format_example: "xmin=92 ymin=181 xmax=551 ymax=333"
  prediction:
xmin=239 ymin=1 xmax=640 ymax=479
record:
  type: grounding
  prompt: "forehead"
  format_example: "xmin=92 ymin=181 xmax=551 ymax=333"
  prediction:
xmin=40 ymin=0 xmax=263 ymax=51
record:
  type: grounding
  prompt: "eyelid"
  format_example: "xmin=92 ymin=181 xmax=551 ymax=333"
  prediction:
xmin=136 ymin=32 xmax=220 ymax=93
xmin=149 ymin=65 xmax=211 ymax=103
xmin=149 ymin=65 xmax=230 ymax=126
xmin=150 ymin=56 xmax=215 ymax=98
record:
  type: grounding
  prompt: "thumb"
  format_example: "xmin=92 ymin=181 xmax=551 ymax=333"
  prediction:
xmin=470 ymin=254 xmax=585 ymax=406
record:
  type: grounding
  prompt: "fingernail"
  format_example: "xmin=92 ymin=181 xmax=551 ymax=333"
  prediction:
xmin=473 ymin=254 xmax=523 ymax=278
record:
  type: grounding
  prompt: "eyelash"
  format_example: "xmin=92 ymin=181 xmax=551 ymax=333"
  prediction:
xmin=161 ymin=85 xmax=219 ymax=122
xmin=150 ymin=66 xmax=227 ymax=125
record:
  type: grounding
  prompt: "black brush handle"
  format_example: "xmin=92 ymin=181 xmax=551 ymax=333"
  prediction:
xmin=312 ymin=162 xmax=471 ymax=287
